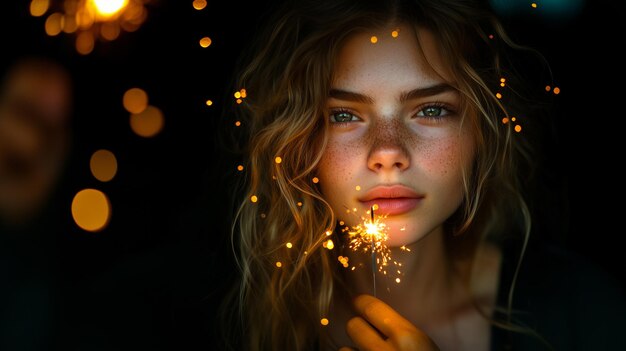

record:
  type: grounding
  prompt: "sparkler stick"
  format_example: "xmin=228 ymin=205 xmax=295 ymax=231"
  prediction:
xmin=370 ymin=206 xmax=377 ymax=297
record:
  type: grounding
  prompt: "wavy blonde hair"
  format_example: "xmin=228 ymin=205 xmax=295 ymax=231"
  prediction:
xmin=220 ymin=0 xmax=545 ymax=349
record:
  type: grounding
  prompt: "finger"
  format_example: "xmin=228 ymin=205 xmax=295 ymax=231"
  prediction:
xmin=338 ymin=347 xmax=355 ymax=351
xmin=345 ymin=316 xmax=390 ymax=351
xmin=354 ymin=295 xmax=440 ymax=350
xmin=353 ymin=294 xmax=417 ymax=338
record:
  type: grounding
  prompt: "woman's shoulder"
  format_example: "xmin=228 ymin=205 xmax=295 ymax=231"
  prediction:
xmin=496 ymin=240 xmax=626 ymax=350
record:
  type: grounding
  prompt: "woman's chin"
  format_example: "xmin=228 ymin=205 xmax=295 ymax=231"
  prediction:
xmin=385 ymin=223 xmax=421 ymax=248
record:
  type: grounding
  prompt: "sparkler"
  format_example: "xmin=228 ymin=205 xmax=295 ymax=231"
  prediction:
xmin=345 ymin=206 xmax=390 ymax=297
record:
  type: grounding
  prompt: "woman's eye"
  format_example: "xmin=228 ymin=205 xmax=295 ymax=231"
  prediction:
xmin=417 ymin=105 xmax=447 ymax=118
xmin=329 ymin=110 xmax=359 ymax=123
xmin=415 ymin=104 xmax=454 ymax=121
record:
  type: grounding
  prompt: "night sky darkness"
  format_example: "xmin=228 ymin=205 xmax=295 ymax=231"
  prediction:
xmin=2 ymin=0 xmax=625 ymax=350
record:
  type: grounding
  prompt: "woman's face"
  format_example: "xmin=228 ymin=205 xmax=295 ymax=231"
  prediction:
xmin=318 ymin=24 xmax=476 ymax=247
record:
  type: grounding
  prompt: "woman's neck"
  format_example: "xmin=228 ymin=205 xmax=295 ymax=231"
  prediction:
xmin=343 ymin=226 xmax=465 ymax=326
xmin=330 ymin=228 xmax=502 ymax=351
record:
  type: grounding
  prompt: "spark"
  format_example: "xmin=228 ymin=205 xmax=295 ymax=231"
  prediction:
xmin=343 ymin=206 xmax=392 ymax=296
xmin=345 ymin=207 xmax=389 ymax=264
xmin=339 ymin=205 xmax=409 ymax=293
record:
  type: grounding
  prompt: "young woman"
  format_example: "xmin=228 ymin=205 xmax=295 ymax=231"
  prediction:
xmin=218 ymin=0 xmax=626 ymax=350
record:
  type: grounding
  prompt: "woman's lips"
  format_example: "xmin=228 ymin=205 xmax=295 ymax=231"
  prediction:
xmin=360 ymin=198 xmax=421 ymax=215
xmin=358 ymin=185 xmax=424 ymax=216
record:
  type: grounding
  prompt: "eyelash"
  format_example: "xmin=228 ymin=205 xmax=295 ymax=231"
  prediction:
xmin=328 ymin=108 xmax=360 ymax=126
xmin=413 ymin=102 xmax=455 ymax=122
xmin=329 ymin=103 xmax=455 ymax=125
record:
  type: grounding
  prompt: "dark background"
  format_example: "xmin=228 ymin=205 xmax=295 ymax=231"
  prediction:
xmin=1 ymin=0 xmax=625 ymax=350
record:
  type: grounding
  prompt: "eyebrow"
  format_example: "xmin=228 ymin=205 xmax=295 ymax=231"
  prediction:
xmin=328 ymin=83 xmax=456 ymax=104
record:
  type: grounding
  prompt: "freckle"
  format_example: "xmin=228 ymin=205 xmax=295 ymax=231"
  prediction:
xmin=364 ymin=118 xmax=417 ymax=157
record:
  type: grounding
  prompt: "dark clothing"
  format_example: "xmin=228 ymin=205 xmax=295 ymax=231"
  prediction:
xmin=491 ymin=242 xmax=626 ymax=350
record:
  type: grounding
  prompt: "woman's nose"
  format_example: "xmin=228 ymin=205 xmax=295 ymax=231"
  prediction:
xmin=367 ymin=145 xmax=410 ymax=172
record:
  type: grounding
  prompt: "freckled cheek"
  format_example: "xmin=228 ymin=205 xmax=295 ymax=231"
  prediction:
xmin=319 ymin=141 xmax=356 ymax=184
xmin=415 ymin=137 xmax=467 ymax=179
xmin=317 ymin=139 xmax=365 ymax=206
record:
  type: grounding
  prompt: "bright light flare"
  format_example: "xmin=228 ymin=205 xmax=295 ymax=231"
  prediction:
xmin=89 ymin=0 xmax=129 ymax=19
xmin=342 ymin=207 xmax=406 ymax=287
xmin=346 ymin=209 xmax=390 ymax=271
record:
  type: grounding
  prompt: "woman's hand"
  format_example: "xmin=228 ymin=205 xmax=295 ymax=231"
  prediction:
xmin=338 ymin=294 xmax=440 ymax=351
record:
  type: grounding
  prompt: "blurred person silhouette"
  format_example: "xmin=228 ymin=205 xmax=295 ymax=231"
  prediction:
xmin=0 ymin=55 xmax=73 ymax=351
xmin=0 ymin=56 xmax=72 ymax=227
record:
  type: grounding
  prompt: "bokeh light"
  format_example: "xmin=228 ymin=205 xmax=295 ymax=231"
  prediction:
xmin=44 ymin=12 xmax=63 ymax=36
xmin=192 ymin=0 xmax=207 ymax=10
xmin=30 ymin=0 xmax=50 ymax=17
xmin=76 ymin=31 xmax=95 ymax=55
xmin=71 ymin=188 xmax=111 ymax=232
xmin=100 ymin=21 xmax=121 ymax=40
xmin=123 ymin=87 xmax=149 ymax=114
xmin=90 ymin=149 xmax=118 ymax=182
xmin=199 ymin=36 xmax=212 ymax=48
xmin=129 ymin=105 xmax=164 ymax=138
